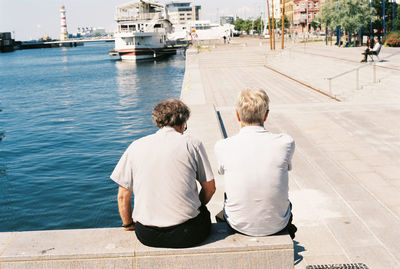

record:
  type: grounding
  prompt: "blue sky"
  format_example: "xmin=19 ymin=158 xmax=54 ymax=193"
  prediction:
xmin=0 ymin=0 xmax=267 ymax=41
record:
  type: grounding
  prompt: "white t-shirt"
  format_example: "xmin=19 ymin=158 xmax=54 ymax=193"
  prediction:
xmin=214 ymin=126 xmax=295 ymax=236
xmin=373 ymin=42 xmax=381 ymax=52
xmin=110 ymin=126 xmax=214 ymax=227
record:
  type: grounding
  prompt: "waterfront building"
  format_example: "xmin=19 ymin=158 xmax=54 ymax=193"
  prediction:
xmin=281 ymin=0 xmax=295 ymax=29
xmin=166 ymin=1 xmax=201 ymax=25
xmin=60 ymin=5 xmax=68 ymax=40
xmin=293 ymin=0 xmax=320 ymax=32
xmin=220 ymin=16 xmax=235 ymax=25
xmin=74 ymin=26 xmax=108 ymax=38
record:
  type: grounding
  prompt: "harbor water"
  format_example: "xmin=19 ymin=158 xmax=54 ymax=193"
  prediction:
xmin=0 ymin=42 xmax=185 ymax=231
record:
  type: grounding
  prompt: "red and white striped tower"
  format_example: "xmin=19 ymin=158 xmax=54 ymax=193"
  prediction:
xmin=60 ymin=5 xmax=68 ymax=40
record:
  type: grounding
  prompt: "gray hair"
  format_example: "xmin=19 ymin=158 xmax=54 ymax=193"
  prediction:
xmin=235 ymin=89 xmax=270 ymax=125
xmin=152 ymin=99 xmax=190 ymax=128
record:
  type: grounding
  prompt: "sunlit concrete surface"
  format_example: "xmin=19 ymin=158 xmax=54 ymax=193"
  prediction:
xmin=181 ymin=37 xmax=400 ymax=268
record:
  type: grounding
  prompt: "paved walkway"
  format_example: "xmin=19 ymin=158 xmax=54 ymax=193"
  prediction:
xmin=181 ymin=37 xmax=400 ymax=268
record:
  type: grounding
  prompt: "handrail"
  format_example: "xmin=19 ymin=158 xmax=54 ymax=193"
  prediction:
xmin=325 ymin=50 xmax=400 ymax=80
xmin=324 ymin=50 xmax=400 ymax=93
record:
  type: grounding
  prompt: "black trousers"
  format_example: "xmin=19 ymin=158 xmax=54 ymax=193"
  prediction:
xmin=135 ymin=205 xmax=211 ymax=248
xmin=362 ymin=48 xmax=377 ymax=59
xmin=216 ymin=199 xmax=297 ymax=239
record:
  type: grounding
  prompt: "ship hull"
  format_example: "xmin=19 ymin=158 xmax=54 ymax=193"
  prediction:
xmin=118 ymin=47 xmax=177 ymax=60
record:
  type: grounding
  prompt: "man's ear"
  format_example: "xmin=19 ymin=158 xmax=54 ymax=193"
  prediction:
xmin=263 ymin=110 xmax=269 ymax=122
xmin=235 ymin=110 xmax=241 ymax=122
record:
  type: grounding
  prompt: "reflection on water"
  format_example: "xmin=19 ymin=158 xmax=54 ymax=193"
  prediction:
xmin=114 ymin=57 xmax=185 ymax=136
xmin=0 ymin=43 xmax=185 ymax=232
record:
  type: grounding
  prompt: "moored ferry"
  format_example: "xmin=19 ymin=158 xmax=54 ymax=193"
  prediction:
xmin=111 ymin=0 xmax=177 ymax=60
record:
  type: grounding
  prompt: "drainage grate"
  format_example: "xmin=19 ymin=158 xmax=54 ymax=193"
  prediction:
xmin=306 ymin=264 xmax=369 ymax=269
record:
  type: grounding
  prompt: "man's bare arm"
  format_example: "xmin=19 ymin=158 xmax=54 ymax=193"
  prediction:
xmin=199 ymin=179 xmax=216 ymax=205
xmin=117 ymin=186 xmax=135 ymax=230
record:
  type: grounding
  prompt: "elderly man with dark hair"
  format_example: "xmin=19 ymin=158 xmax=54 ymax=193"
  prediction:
xmin=111 ymin=98 xmax=216 ymax=248
xmin=215 ymin=89 xmax=297 ymax=239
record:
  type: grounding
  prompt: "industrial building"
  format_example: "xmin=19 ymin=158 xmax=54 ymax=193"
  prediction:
xmin=166 ymin=1 xmax=201 ymax=25
xmin=220 ymin=16 xmax=235 ymax=25
xmin=0 ymin=32 xmax=15 ymax=52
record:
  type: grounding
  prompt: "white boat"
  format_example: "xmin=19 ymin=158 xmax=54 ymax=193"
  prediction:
xmin=111 ymin=0 xmax=177 ymax=60
xmin=168 ymin=21 xmax=234 ymax=42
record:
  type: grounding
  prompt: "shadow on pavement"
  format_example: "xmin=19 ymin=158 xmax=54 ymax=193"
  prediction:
xmin=294 ymin=240 xmax=306 ymax=265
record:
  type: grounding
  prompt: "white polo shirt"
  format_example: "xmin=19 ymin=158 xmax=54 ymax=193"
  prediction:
xmin=214 ymin=126 xmax=295 ymax=236
xmin=110 ymin=126 xmax=214 ymax=227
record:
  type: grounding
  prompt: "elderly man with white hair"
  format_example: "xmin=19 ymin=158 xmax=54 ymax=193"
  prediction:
xmin=214 ymin=88 xmax=297 ymax=239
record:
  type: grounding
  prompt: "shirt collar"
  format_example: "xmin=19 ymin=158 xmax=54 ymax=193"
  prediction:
xmin=157 ymin=126 xmax=179 ymax=134
xmin=239 ymin=125 xmax=267 ymax=134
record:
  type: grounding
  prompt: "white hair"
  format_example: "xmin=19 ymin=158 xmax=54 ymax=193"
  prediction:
xmin=235 ymin=89 xmax=270 ymax=125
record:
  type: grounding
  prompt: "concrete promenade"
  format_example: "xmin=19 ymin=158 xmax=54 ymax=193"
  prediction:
xmin=182 ymin=37 xmax=400 ymax=268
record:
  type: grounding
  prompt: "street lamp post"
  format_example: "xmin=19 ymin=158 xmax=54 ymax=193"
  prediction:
xmin=325 ymin=26 xmax=328 ymax=46
xmin=392 ymin=0 xmax=397 ymax=30
xmin=306 ymin=0 xmax=309 ymax=32
xmin=261 ymin=12 xmax=264 ymax=35
xmin=267 ymin=0 xmax=273 ymax=50
xmin=282 ymin=0 xmax=286 ymax=49
xmin=272 ymin=0 xmax=276 ymax=49
xmin=337 ymin=4 xmax=342 ymax=46
xmin=370 ymin=0 xmax=373 ymax=42
xmin=383 ymin=0 xmax=386 ymax=41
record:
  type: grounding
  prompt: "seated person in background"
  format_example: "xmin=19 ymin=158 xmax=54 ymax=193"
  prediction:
xmin=361 ymin=36 xmax=381 ymax=62
xmin=214 ymin=89 xmax=297 ymax=239
xmin=111 ymin=99 xmax=216 ymax=248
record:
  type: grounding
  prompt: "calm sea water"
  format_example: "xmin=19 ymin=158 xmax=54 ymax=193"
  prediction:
xmin=0 ymin=42 xmax=185 ymax=231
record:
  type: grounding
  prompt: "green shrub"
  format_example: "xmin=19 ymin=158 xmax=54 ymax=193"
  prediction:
xmin=385 ymin=31 xmax=400 ymax=47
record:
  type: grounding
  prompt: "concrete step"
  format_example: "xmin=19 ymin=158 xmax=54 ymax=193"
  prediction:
xmin=0 ymin=224 xmax=294 ymax=269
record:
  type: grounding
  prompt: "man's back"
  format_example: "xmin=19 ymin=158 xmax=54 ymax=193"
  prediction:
xmin=111 ymin=126 xmax=213 ymax=227
xmin=215 ymin=126 xmax=295 ymax=236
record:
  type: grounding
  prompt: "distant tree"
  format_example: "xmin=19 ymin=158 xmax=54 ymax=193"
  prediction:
xmin=317 ymin=0 xmax=375 ymax=43
xmin=310 ymin=20 xmax=321 ymax=30
xmin=373 ymin=1 xmax=400 ymax=36
xmin=234 ymin=18 xmax=245 ymax=31
xmin=234 ymin=17 xmax=267 ymax=34
xmin=277 ymin=16 xmax=290 ymax=29
xmin=393 ymin=5 xmax=400 ymax=30
xmin=242 ymin=20 xmax=253 ymax=34
xmin=253 ymin=17 xmax=263 ymax=33
xmin=317 ymin=0 xmax=338 ymax=30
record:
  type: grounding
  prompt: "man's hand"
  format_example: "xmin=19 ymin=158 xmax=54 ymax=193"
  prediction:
xmin=199 ymin=179 xmax=216 ymax=205
xmin=123 ymin=221 xmax=135 ymax=231
xmin=117 ymin=186 xmax=134 ymax=231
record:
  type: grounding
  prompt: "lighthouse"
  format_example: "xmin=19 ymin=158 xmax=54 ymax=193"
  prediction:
xmin=60 ymin=5 xmax=68 ymax=40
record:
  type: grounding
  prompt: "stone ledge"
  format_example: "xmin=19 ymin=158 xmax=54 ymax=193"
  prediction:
xmin=0 ymin=223 xmax=294 ymax=268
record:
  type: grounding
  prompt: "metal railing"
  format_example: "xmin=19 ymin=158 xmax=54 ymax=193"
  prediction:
xmin=325 ymin=51 xmax=400 ymax=94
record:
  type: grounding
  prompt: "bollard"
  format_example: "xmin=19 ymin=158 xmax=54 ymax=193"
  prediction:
xmin=328 ymin=79 xmax=332 ymax=95
xmin=356 ymin=69 xmax=359 ymax=90
xmin=373 ymin=63 xmax=376 ymax=83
